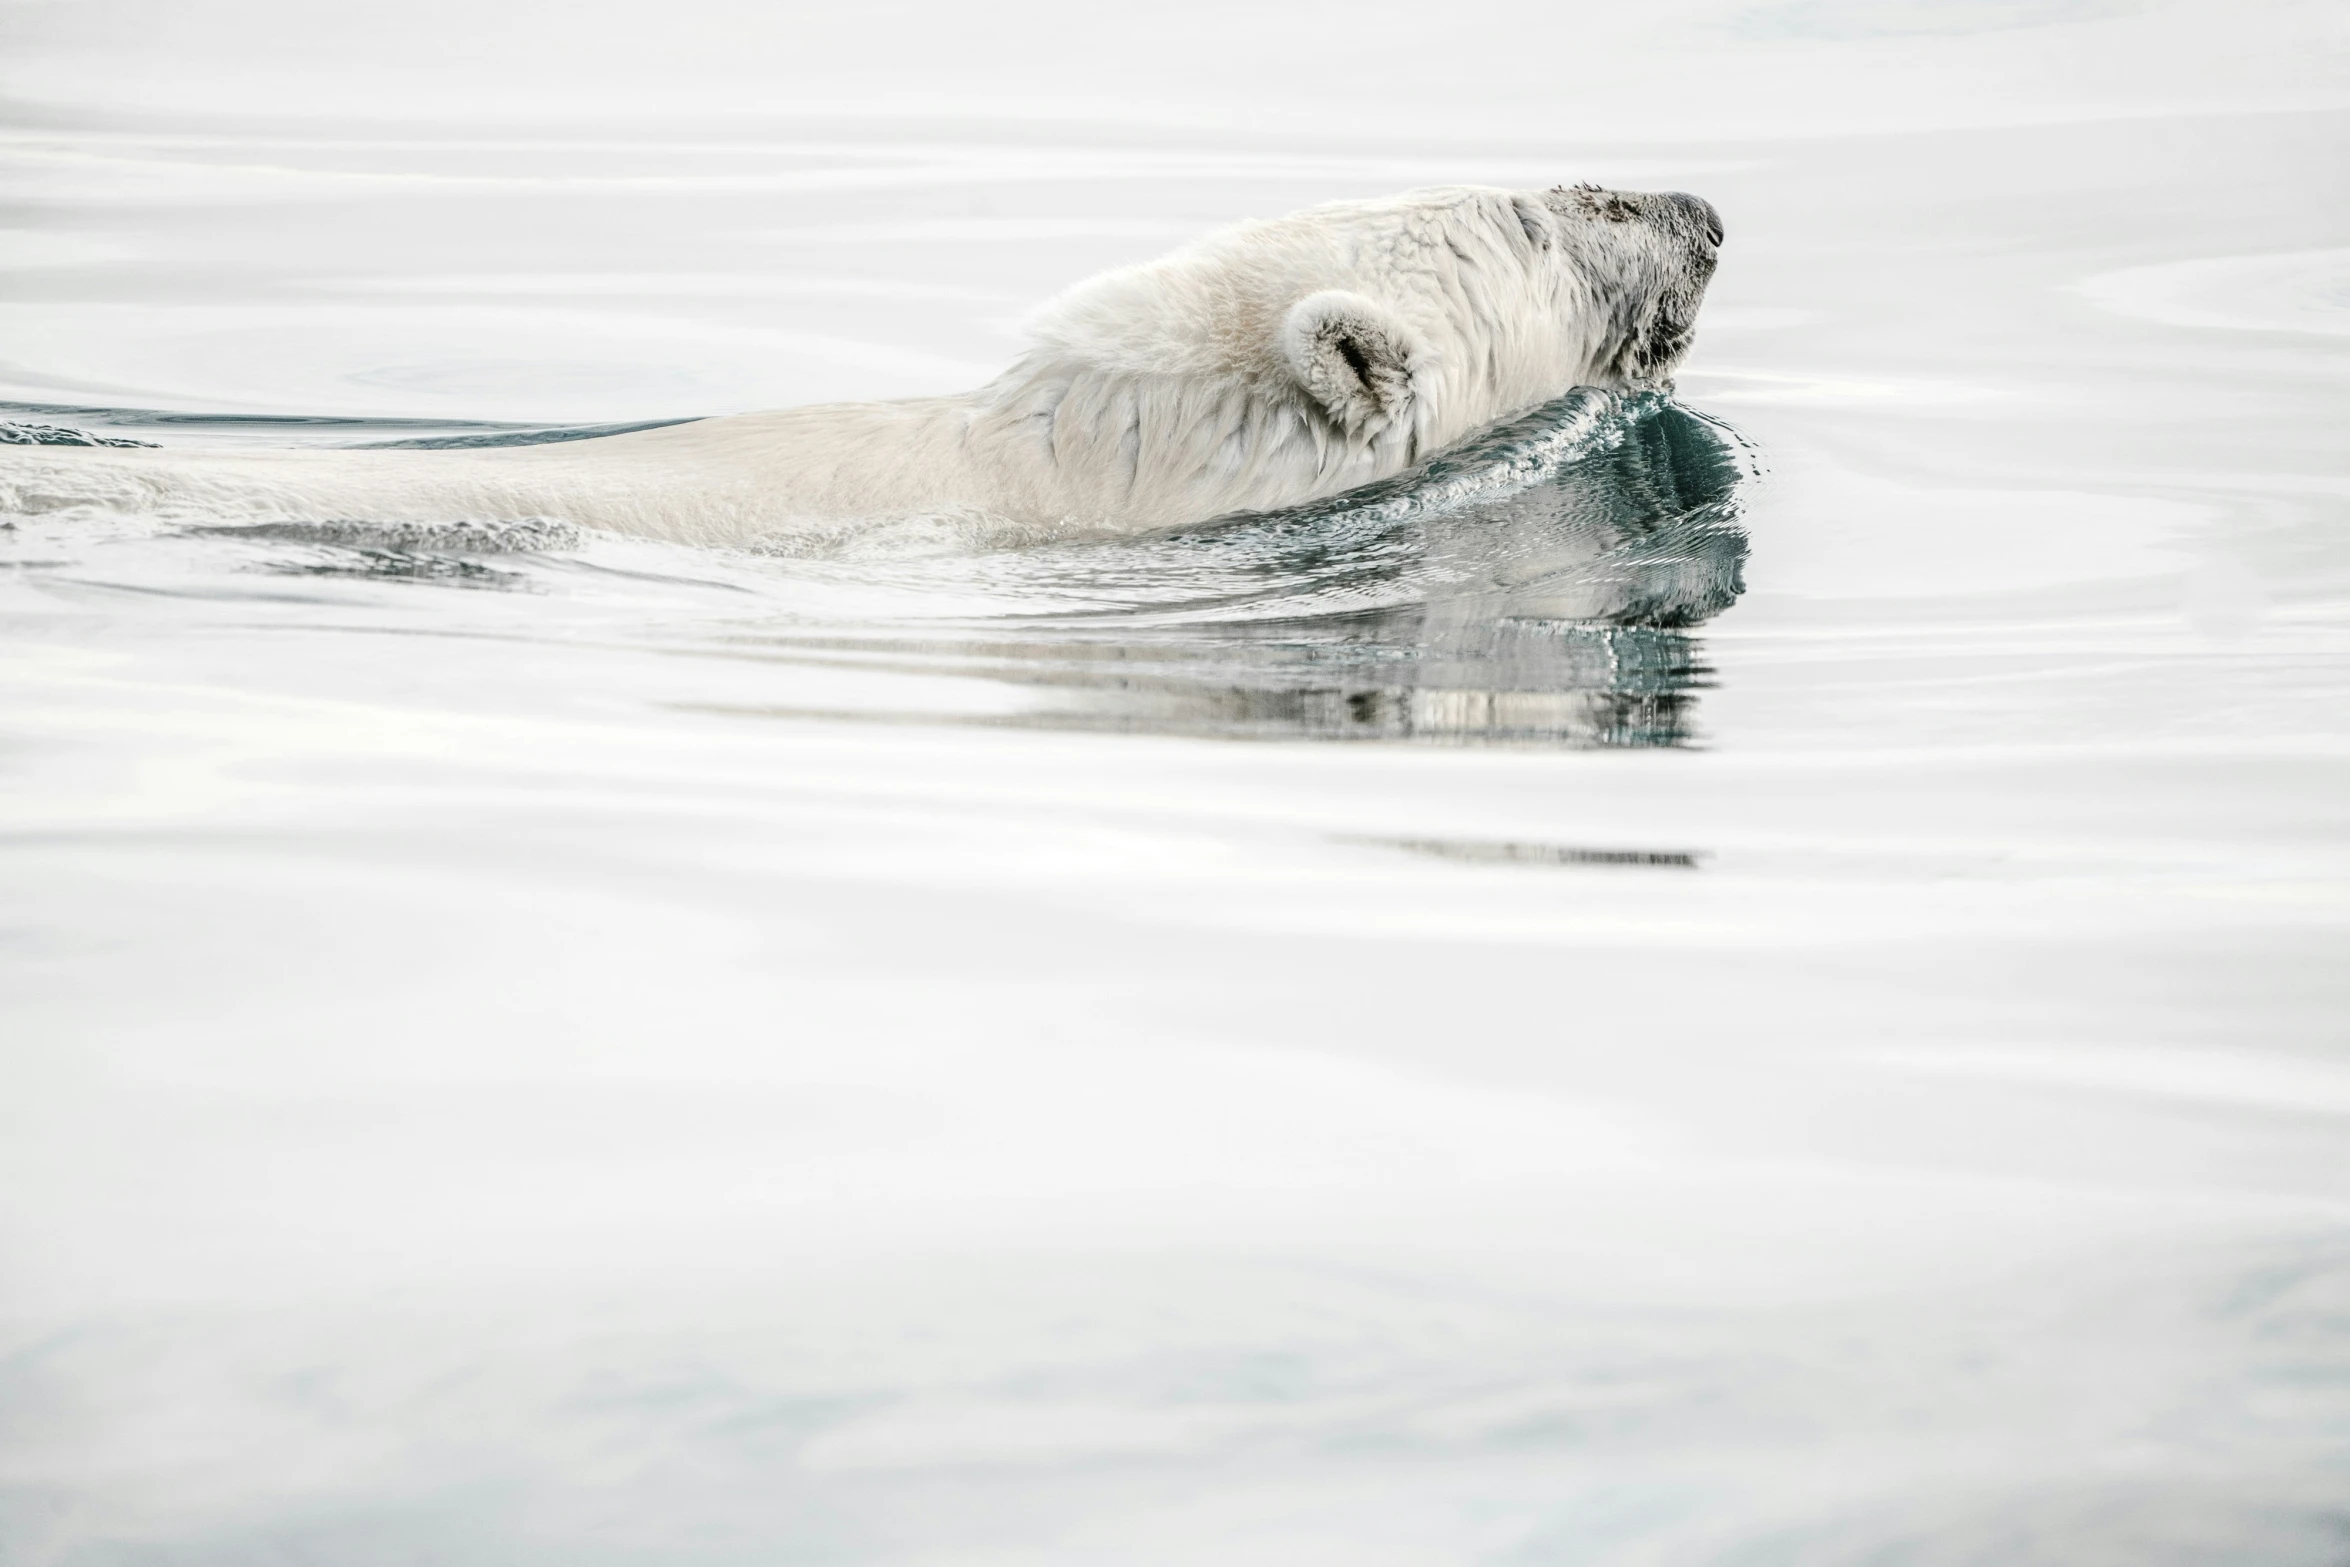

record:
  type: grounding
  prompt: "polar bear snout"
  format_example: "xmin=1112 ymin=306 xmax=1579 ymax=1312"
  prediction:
xmin=1660 ymin=192 xmax=1725 ymax=249
xmin=1547 ymin=183 xmax=1722 ymax=263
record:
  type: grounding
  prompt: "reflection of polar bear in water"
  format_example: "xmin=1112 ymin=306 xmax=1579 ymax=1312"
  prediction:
xmin=1 ymin=184 xmax=1722 ymax=554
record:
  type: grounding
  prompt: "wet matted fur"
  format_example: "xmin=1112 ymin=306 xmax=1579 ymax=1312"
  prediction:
xmin=0 ymin=184 xmax=1722 ymax=554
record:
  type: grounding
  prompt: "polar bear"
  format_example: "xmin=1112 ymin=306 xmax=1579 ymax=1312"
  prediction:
xmin=0 ymin=183 xmax=1722 ymax=553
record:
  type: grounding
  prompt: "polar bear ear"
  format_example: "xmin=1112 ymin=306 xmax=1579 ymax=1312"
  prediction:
xmin=1510 ymin=195 xmax=1553 ymax=250
xmin=1279 ymin=290 xmax=1422 ymax=440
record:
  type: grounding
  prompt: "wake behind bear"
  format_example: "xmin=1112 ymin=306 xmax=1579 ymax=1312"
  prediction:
xmin=0 ymin=184 xmax=1723 ymax=555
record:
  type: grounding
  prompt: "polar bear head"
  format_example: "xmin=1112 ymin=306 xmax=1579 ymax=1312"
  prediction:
xmin=1014 ymin=184 xmax=1722 ymax=475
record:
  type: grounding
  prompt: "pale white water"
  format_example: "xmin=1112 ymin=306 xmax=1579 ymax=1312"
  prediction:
xmin=2 ymin=2 xmax=2348 ymax=1563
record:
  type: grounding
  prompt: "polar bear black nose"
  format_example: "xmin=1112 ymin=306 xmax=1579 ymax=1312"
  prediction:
xmin=1661 ymin=192 xmax=1724 ymax=248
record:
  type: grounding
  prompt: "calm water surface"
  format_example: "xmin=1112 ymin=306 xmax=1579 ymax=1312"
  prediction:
xmin=2 ymin=3 xmax=2347 ymax=1563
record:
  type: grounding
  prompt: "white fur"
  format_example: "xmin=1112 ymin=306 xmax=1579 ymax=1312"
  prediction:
xmin=0 ymin=185 xmax=1721 ymax=554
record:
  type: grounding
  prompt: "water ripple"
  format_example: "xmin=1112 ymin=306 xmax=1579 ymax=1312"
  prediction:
xmin=4 ymin=389 xmax=1755 ymax=745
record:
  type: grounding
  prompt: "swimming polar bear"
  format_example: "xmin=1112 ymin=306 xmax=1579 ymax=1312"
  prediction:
xmin=0 ymin=183 xmax=1722 ymax=554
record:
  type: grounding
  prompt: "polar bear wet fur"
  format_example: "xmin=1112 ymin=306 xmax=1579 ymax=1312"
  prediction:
xmin=0 ymin=184 xmax=1722 ymax=553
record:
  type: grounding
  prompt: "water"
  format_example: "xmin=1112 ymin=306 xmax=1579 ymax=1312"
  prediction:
xmin=3 ymin=3 xmax=2348 ymax=1563
xmin=4 ymin=389 xmax=1753 ymax=747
